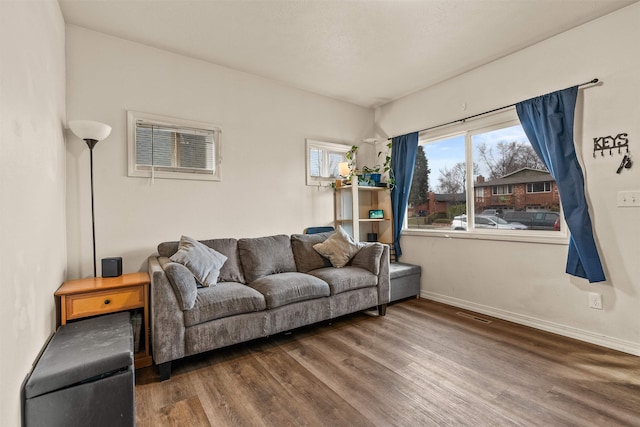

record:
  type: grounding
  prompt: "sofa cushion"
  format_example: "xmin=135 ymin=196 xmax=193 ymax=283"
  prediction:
xmin=309 ymin=266 xmax=377 ymax=295
xmin=349 ymin=242 xmax=384 ymax=275
xmin=313 ymin=226 xmax=360 ymax=268
xmin=158 ymin=238 xmax=245 ymax=284
xmin=238 ymin=235 xmax=297 ymax=283
xmin=290 ymin=232 xmax=333 ymax=273
xmin=248 ymin=272 xmax=330 ymax=309
xmin=159 ymin=258 xmax=198 ymax=310
xmin=183 ymin=282 xmax=267 ymax=327
xmin=170 ymin=235 xmax=228 ymax=287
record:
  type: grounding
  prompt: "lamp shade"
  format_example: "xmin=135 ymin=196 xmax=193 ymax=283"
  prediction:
xmin=338 ymin=162 xmax=350 ymax=177
xmin=68 ymin=120 xmax=112 ymax=142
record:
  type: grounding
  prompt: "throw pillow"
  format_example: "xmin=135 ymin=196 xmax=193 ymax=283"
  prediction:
xmin=170 ymin=235 xmax=228 ymax=287
xmin=313 ymin=226 xmax=360 ymax=268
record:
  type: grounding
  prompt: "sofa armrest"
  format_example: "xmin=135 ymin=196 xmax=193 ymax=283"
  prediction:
xmin=149 ymin=256 xmax=186 ymax=365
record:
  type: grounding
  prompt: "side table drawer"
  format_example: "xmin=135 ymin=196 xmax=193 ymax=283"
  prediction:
xmin=65 ymin=286 xmax=144 ymax=321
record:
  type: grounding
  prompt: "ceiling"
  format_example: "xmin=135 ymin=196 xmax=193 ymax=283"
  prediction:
xmin=58 ymin=0 xmax=637 ymax=108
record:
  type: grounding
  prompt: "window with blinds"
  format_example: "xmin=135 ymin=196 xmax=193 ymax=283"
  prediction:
xmin=306 ymin=139 xmax=352 ymax=186
xmin=127 ymin=111 xmax=221 ymax=181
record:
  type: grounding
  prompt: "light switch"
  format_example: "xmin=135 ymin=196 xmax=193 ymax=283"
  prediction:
xmin=617 ymin=191 xmax=640 ymax=207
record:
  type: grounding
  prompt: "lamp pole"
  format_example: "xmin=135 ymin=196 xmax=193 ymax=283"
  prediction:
xmin=68 ymin=120 xmax=111 ymax=278
xmin=86 ymin=139 xmax=98 ymax=277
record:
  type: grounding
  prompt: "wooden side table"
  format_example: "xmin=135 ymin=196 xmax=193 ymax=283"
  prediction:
xmin=55 ymin=272 xmax=153 ymax=369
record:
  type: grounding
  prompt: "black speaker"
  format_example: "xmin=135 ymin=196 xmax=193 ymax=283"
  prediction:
xmin=102 ymin=257 xmax=122 ymax=278
xmin=367 ymin=233 xmax=378 ymax=242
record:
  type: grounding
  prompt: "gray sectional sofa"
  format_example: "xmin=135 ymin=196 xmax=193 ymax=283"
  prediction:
xmin=148 ymin=231 xmax=390 ymax=380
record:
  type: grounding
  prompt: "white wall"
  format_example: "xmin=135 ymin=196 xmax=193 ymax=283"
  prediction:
xmin=376 ymin=4 xmax=640 ymax=354
xmin=65 ymin=26 xmax=374 ymax=278
xmin=0 ymin=1 xmax=67 ymax=424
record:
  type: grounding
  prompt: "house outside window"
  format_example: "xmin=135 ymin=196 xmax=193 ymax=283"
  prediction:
xmin=405 ymin=110 xmax=564 ymax=236
xmin=492 ymin=184 xmax=513 ymax=195
xmin=527 ymin=181 xmax=552 ymax=193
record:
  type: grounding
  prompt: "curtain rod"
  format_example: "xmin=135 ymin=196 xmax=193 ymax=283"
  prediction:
xmin=387 ymin=78 xmax=599 ymax=140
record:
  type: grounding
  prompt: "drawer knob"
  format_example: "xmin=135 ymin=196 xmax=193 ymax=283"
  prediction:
xmin=104 ymin=299 xmax=111 ymax=305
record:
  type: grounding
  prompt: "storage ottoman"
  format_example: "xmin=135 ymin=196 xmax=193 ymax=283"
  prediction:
xmin=389 ymin=262 xmax=421 ymax=302
xmin=24 ymin=312 xmax=135 ymax=427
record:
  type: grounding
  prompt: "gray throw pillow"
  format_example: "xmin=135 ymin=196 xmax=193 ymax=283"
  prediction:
xmin=170 ymin=235 xmax=228 ymax=287
xmin=313 ymin=226 xmax=360 ymax=268
xmin=158 ymin=238 xmax=245 ymax=283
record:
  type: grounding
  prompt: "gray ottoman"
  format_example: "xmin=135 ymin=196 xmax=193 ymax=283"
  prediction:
xmin=24 ymin=312 xmax=135 ymax=427
xmin=389 ymin=262 xmax=421 ymax=302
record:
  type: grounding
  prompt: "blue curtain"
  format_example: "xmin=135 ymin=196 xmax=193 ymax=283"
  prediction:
xmin=516 ymin=87 xmax=605 ymax=283
xmin=390 ymin=132 xmax=419 ymax=258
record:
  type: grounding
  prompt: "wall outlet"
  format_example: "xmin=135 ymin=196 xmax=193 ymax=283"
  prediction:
xmin=617 ymin=190 xmax=640 ymax=207
xmin=588 ymin=292 xmax=603 ymax=310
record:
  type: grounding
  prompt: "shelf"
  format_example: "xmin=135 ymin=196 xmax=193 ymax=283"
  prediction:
xmin=336 ymin=185 xmax=388 ymax=192
xmin=334 ymin=179 xmax=393 ymax=243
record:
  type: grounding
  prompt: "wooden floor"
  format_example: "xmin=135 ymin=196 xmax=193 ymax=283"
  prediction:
xmin=135 ymin=299 xmax=640 ymax=426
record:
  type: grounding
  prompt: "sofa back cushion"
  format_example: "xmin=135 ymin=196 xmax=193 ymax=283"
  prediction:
xmin=238 ymin=234 xmax=297 ymax=283
xmin=290 ymin=232 xmax=333 ymax=273
xmin=158 ymin=238 xmax=245 ymax=283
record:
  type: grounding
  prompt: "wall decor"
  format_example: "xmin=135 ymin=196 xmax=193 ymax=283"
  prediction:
xmin=593 ymin=132 xmax=628 ymax=157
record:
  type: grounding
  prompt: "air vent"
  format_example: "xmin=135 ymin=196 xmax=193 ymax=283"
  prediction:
xmin=456 ymin=311 xmax=492 ymax=324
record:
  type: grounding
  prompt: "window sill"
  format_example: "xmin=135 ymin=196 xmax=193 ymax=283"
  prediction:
xmin=402 ymin=228 xmax=569 ymax=245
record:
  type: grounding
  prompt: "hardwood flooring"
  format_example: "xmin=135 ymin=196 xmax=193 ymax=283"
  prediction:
xmin=134 ymin=299 xmax=640 ymax=426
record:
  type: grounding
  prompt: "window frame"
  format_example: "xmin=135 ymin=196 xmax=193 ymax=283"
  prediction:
xmin=402 ymin=109 xmax=568 ymax=245
xmin=127 ymin=110 xmax=222 ymax=181
xmin=527 ymin=181 xmax=552 ymax=193
xmin=305 ymin=139 xmax=354 ymax=186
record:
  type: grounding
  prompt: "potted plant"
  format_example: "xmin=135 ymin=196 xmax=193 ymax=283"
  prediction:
xmin=359 ymin=141 xmax=394 ymax=188
xmin=360 ymin=165 xmax=381 ymax=186
xmin=379 ymin=141 xmax=395 ymax=189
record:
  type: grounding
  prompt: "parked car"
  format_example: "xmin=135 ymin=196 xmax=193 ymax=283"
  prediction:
xmin=503 ymin=211 xmax=560 ymax=231
xmin=480 ymin=209 xmax=504 ymax=218
xmin=451 ymin=214 xmax=528 ymax=230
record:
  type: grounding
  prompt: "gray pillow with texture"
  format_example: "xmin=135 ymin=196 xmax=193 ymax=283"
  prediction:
xmin=290 ymin=232 xmax=333 ymax=273
xmin=170 ymin=235 xmax=228 ymax=287
xmin=238 ymin=234 xmax=297 ymax=283
xmin=313 ymin=226 xmax=360 ymax=268
xmin=158 ymin=238 xmax=245 ymax=284
xmin=159 ymin=258 xmax=198 ymax=310
xmin=350 ymin=242 xmax=384 ymax=275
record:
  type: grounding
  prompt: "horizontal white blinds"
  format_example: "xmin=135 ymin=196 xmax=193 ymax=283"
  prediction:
xmin=135 ymin=122 xmax=216 ymax=174
xmin=309 ymin=147 xmax=345 ymax=178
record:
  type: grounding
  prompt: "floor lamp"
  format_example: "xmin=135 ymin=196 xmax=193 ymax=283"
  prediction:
xmin=68 ymin=120 xmax=112 ymax=277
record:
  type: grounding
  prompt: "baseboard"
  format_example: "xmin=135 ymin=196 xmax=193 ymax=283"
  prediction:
xmin=421 ymin=290 xmax=640 ymax=357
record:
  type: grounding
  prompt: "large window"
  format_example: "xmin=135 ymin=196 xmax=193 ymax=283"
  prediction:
xmin=305 ymin=139 xmax=353 ymax=186
xmin=128 ymin=111 xmax=221 ymax=181
xmin=406 ymin=111 xmax=563 ymax=236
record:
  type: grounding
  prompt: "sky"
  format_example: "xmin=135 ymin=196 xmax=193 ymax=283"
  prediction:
xmin=421 ymin=124 xmax=530 ymax=191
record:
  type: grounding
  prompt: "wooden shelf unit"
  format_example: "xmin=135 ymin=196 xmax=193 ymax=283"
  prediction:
xmin=334 ymin=179 xmax=393 ymax=244
xmin=55 ymin=272 xmax=153 ymax=369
